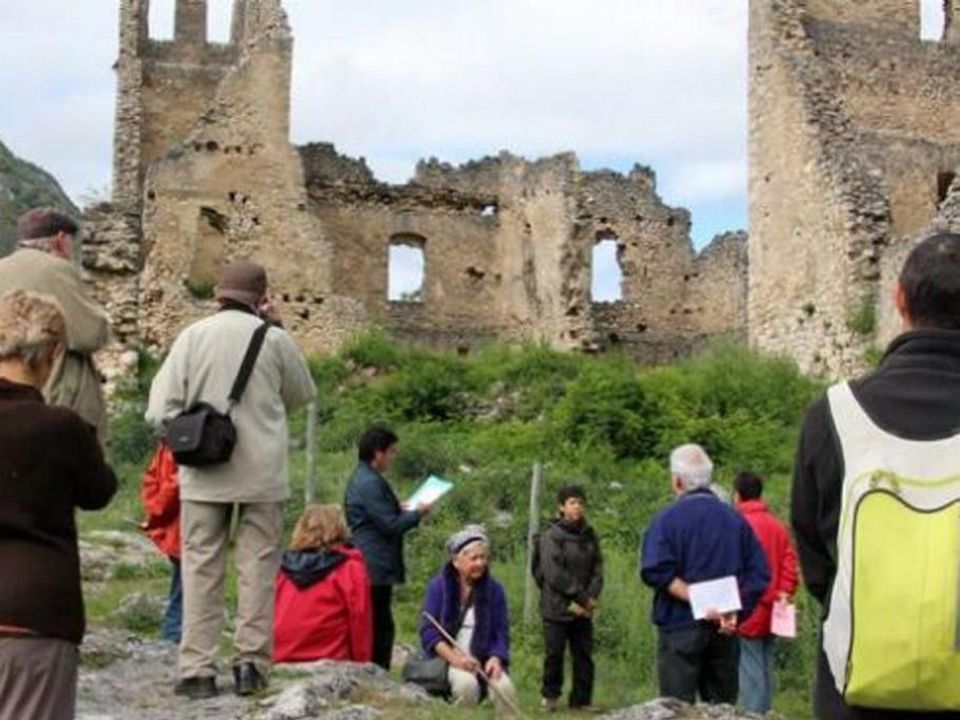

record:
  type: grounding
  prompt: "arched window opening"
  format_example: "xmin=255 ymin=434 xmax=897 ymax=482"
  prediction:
xmin=187 ymin=207 xmax=227 ymax=299
xmin=149 ymin=0 xmax=176 ymax=40
xmin=921 ymin=0 xmax=947 ymax=40
xmin=388 ymin=234 xmax=426 ymax=303
xmin=591 ymin=234 xmax=624 ymax=303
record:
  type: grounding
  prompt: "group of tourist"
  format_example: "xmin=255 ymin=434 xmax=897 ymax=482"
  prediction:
xmin=0 ymin=206 xmax=959 ymax=720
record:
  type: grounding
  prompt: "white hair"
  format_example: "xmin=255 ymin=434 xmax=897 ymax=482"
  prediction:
xmin=669 ymin=443 xmax=714 ymax=492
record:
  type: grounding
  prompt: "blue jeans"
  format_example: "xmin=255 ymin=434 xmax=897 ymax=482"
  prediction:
xmin=739 ymin=636 xmax=775 ymax=714
xmin=162 ymin=559 xmax=182 ymax=644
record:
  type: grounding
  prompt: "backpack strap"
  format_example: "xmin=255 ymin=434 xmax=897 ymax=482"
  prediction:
xmin=228 ymin=323 xmax=270 ymax=408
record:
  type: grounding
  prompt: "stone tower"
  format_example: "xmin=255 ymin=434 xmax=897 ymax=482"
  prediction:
xmin=749 ymin=0 xmax=960 ymax=375
xmin=112 ymin=0 xmax=246 ymax=214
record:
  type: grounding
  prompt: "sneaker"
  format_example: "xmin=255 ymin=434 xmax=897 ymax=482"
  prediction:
xmin=571 ymin=704 xmax=602 ymax=714
xmin=174 ymin=676 xmax=218 ymax=700
xmin=233 ymin=662 xmax=267 ymax=696
xmin=541 ymin=697 xmax=559 ymax=712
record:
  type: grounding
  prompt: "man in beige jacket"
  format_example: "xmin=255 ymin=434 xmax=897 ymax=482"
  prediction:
xmin=0 ymin=209 xmax=110 ymax=440
xmin=146 ymin=261 xmax=316 ymax=700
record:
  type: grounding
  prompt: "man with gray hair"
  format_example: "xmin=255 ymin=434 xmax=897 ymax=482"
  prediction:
xmin=641 ymin=444 xmax=769 ymax=705
xmin=0 ymin=208 xmax=110 ymax=440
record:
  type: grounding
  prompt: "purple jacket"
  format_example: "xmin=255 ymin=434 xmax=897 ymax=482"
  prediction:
xmin=419 ymin=563 xmax=510 ymax=666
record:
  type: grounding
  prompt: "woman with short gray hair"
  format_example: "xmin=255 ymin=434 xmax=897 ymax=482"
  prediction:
xmin=0 ymin=290 xmax=117 ymax=720
xmin=418 ymin=525 xmax=518 ymax=711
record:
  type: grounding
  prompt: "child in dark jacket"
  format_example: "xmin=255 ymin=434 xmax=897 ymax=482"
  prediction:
xmin=534 ymin=485 xmax=604 ymax=711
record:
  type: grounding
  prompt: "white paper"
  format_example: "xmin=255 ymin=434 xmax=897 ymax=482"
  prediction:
xmin=688 ymin=576 xmax=742 ymax=620
xmin=406 ymin=474 xmax=453 ymax=507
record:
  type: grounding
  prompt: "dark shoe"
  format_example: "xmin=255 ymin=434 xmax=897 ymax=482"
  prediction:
xmin=233 ymin=662 xmax=267 ymax=696
xmin=174 ymin=676 xmax=218 ymax=700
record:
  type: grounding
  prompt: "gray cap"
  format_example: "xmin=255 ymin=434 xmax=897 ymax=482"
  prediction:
xmin=216 ymin=260 xmax=267 ymax=309
xmin=446 ymin=525 xmax=489 ymax=556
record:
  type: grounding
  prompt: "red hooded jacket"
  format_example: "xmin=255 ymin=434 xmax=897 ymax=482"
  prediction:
xmin=140 ymin=443 xmax=181 ymax=560
xmin=274 ymin=545 xmax=373 ymax=663
xmin=737 ymin=500 xmax=799 ymax=638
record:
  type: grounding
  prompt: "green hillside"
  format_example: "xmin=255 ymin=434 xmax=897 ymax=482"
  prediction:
xmin=0 ymin=139 xmax=79 ymax=256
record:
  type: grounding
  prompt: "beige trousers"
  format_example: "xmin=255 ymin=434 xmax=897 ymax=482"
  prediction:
xmin=0 ymin=636 xmax=78 ymax=720
xmin=179 ymin=500 xmax=284 ymax=680
xmin=448 ymin=666 xmax=518 ymax=714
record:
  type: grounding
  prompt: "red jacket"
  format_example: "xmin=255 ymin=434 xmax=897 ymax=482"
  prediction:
xmin=737 ymin=500 xmax=799 ymax=638
xmin=274 ymin=545 xmax=373 ymax=663
xmin=140 ymin=443 xmax=181 ymax=560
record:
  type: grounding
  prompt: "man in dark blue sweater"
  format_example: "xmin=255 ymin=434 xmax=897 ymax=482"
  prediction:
xmin=641 ymin=444 xmax=769 ymax=705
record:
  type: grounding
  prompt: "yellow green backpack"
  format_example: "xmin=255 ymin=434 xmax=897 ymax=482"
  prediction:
xmin=823 ymin=382 xmax=960 ymax=711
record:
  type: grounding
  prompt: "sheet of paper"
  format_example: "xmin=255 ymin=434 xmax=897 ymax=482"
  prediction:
xmin=687 ymin=576 xmax=742 ymax=620
xmin=406 ymin=474 xmax=453 ymax=507
xmin=771 ymin=600 xmax=797 ymax=638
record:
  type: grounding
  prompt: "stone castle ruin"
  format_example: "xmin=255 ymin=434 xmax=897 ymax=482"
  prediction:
xmin=83 ymin=0 xmax=960 ymax=374
xmin=84 ymin=0 xmax=748 ymax=366
xmin=750 ymin=0 xmax=960 ymax=374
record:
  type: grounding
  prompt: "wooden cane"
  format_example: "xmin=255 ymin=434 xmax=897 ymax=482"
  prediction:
xmin=421 ymin=611 xmax=531 ymax=719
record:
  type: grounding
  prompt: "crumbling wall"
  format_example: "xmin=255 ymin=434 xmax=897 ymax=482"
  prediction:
xmin=310 ymin=147 xmax=748 ymax=360
xmin=137 ymin=1 xmax=366 ymax=354
xmin=106 ymin=0 xmax=747 ymax=364
xmin=749 ymin=0 xmax=960 ymax=374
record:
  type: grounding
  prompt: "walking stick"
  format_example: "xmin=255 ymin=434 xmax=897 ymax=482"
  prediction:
xmin=421 ymin=611 xmax=531 ymax=719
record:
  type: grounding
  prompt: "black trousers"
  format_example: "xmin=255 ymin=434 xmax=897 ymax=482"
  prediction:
xmin=657 ymin=622 xmax=739 ymax=705
xmin=370 ymin=584 xmax=395 ymax=671
xmin=542 ymin=618 xmax=594 ymax=707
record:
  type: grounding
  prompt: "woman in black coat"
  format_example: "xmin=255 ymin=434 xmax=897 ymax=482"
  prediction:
xmin=0 ymin=290 xmax=117 ymax=720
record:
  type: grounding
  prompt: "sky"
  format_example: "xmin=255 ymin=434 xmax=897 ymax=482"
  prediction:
xmin=0 ymin=1 xmax=947 ymax=298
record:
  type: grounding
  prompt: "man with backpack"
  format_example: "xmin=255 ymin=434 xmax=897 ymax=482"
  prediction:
xmin=146 ymin=261 xmax=315 ymax=700
xmin=793 ymin=233 xmax=960 ymax=719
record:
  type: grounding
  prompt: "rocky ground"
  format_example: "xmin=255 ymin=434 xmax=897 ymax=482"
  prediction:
xmin=75 ymin=531 xmax=777 ymax=720
xmin=74 ymin=629 xmax=771 ymax=720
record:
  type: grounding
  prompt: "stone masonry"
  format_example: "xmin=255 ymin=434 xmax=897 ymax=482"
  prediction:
xmin=750 ymin=0 xmax=960 ymax=374
xmin=89 ymin=0 xmax=747 ymax=365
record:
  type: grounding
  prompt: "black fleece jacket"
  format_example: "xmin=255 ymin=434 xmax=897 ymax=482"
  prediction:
xmin=791 ymin=329 xmax=960 ymax=606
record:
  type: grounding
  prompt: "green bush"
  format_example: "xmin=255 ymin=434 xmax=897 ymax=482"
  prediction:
xmin=551 ymin=359 xmax=663 ymax=459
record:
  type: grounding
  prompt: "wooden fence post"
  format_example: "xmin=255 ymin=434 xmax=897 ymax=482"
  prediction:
xmin=523 ymin=462 xmax=544 ymax=626
xmin=304 ymin=401 xmax=317 ymax=505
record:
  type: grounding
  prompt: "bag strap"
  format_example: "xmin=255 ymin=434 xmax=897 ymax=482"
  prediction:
xmin=228 ymin=322 xmax=270 ymax=408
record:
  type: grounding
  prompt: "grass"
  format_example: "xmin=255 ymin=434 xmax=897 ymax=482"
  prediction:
xmin=82 ymin=334 xmax=825 ymax=718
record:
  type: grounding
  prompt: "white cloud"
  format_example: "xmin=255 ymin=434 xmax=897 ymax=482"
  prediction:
xmin=0 ymin=0 xmax=749 ymax=242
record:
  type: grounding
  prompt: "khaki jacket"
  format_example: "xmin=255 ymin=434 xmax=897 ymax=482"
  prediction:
xmin=0 ymin=249 xmax=110 ymax=438
xmin=145 ymin=309 xmax=316 ymax=503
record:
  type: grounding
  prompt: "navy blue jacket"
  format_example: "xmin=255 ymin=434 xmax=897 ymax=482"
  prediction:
xmin=420 ymin=563 xmax=510 ymax=666
xmin=640 ymin=488 xmax=770 ymax=631
xmin=344 ymin=462 xmax=420 ymax=585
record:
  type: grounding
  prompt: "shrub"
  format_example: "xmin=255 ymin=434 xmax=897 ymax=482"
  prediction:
xmin=551 ymin=359 xmax=662 ymax=459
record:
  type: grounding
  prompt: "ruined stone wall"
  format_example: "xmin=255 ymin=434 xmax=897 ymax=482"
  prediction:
xmin=138 ymin=1 xmax=366 ymax=355
xmin=307 ymin=146 xmax=747 ymax=361
xmin=749 ymin=0 xmax=960 ymax=374
xmin=103 ymin=0 xmax=747 ymax=365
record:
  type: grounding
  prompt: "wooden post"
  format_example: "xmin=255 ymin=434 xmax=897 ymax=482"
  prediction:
xmin=523 ymin=462 xmax=544 ymax=626
xmin=304 ymin=401 xmax=317 ymax=505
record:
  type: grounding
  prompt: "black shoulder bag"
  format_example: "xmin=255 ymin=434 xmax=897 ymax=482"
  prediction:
xmin=165 ymin=322 xmax=270 ymax=467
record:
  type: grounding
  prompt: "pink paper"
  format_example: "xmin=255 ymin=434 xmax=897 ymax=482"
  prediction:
xmin=771 ymin=600 xmax=797 ymax=638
